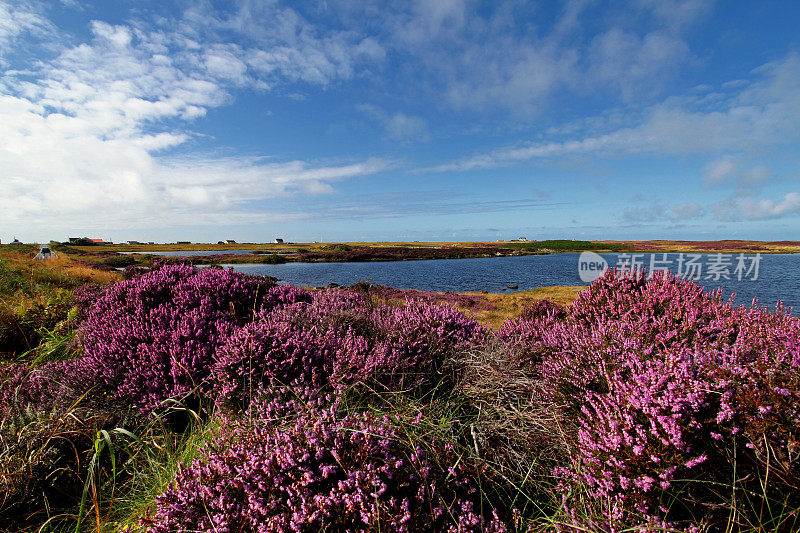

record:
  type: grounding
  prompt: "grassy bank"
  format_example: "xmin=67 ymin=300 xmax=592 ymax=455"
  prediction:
xmin=50 ymin=238 xmax=800 ymax=272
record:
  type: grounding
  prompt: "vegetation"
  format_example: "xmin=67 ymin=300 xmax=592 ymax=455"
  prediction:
xmin=1 ymin=250 xmax=798 ymax=532
xmin=46 ymin=239 xmax=800 ymax=271
xmin=504 ymin=239 xmax=630 ymax=252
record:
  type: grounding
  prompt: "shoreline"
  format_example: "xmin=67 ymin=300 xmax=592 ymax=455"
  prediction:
xmin=27 ymin=239 xmax=798 ymax=269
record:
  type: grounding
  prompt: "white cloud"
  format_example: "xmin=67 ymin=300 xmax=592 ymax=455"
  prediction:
xmin=715 ymin=193 xmax=800 ymax=221
xmin=183 ymin=2 xmax=385 ymax=88
xmin=430 ymin=53 xmax=800 ymax=172
xmin=0 ymin=1 xmax=51 ymax=63
xmin=358 ymin=103 xmax=428 ymax=141
xmin=669 ymin=202 xmax=703 ymax=220
xmin=0 ymin=7 xmax=387 ymax=234
xmin=703 ymin=156 xmax=773 ymax=192
xmin=588 ymin=28 xmax=690 ymax=100
xmin=703 ymin=156 xmax=738 ymax=187
xmin=370 ymin=0 xmax=713 ymax=115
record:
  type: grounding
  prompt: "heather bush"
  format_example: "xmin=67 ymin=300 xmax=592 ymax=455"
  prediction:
xmin=519 ymin=298 xmax=566 ymax=321
xmin=73 ymin=282 xmax=107 ymax=317
xmin=359 ymin=299 xmax=487 ymax=391
xmin=501 ymin=269 xmax=800 ymax=529
xmin=144 ymin=395 xmax=507 ymax=532
xmin=77 ymin=264 xmax=278 ymax=412
xmin=213 ymin=290 xmax=485 ymax=410
xmin=367 ymin=284 xmax=497 ymax=311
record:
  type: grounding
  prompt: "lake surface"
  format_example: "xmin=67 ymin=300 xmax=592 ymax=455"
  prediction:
xmin=217 ymin=253 xmax=800 ymax=312
xmin=120 ymin=249 xmax=257 ymax=256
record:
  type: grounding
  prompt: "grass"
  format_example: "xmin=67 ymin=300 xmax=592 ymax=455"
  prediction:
xmin=0 ymin=247 xmax=120 ymax=359
xmin=504 ymin=239 xmax=631 ymax=253
xmin=471 ymin=286 xmax=584 ymax=327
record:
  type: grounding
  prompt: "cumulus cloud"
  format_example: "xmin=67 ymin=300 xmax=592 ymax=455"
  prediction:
xmin=703 ymin=156 xmax=774 ymax=194
xmin=715 ymin=193 xmax=800 ymax=221
xmin=0 ymin=5 xmax=387 ymax=234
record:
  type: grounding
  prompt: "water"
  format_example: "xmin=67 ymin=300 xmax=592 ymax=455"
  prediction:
xmin=119 ymin=249 xmax=262 ymax=257
xmin=216 ymin=253 xmax=800 ymax=312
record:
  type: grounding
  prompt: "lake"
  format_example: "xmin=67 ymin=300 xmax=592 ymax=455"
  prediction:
xmin=213 ymin=252 xmax=800 ymax=312
xmin=119 ymin=249 xmax=254 ymax=256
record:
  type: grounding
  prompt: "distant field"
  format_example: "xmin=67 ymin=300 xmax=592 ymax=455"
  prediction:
xmin=6 ymin=239 xmax=798 ymax=273
xmin=66 ymin=238 xmax=800 ymax=255
xmin=599 ymin=239 xmax=800 ymax=254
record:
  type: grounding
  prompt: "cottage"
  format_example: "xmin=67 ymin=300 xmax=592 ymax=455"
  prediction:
xmin=10 ymin=237 xmax=23 ymax=245
xmin=274 ymin=238 xmax=284 ymax=244
xmin=225 ymin=239 xmax=237 ymax=244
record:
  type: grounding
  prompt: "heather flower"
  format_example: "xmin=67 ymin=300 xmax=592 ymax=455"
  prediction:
xmin=212 ymin=292 xmax=486 ymax=410
xmin=501 ymin=269 xmax=800 ymax=528
xmin=77 ymin=264 xmax=279 ymax=412
xmin=144 ymin=400 xmax=507 ymax=532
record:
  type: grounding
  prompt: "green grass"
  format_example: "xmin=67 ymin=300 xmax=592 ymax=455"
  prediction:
xmin=505 ymin=240 xmax=631 ymax=252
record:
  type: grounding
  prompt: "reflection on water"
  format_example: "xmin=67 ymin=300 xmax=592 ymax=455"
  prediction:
xmin=217 ymin=253 xmax=800 ymax=312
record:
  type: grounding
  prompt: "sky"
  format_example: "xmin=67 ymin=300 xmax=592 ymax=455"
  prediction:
xmin=1 ymin=0 xmax=799 ymax=244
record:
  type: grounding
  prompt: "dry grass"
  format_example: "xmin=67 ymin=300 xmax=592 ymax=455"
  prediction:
xmin=599 ymin=239 xmax=800 ymax=254
xmin=0 ymin=248 xmax=120 ymax=288
xmin=469 ymin=286 xmax=584 ymax=328
xmin=46 ymin=256 xmax=121 ymax=285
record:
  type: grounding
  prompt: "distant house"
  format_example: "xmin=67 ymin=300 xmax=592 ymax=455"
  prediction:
xmin=10 ymin=237 xmax=23 ymax=245
xmin=225 ymin=239 xmax=237 ymax=244
xmin=91 ymin=239 xmax=104 ymax=244
xmin=274 ymin=238 xmax=284 ymax=244
xmin=127 ymin=240 xmax=142 ymax=245
xmin=177 ymin=241 xmax=191 ymax=244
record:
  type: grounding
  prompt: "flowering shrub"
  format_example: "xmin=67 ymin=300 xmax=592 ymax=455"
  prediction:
xmin=367 ymin=284 xmax=497 ymax=311
xmin=502 ymin=269 xmax=800 ymax=528
xmin=519 ymin=298 xmax=566 ymax=321
xmin=145 ymin=397 xmax=506 ymax=532
xmin=212 ymin=291 xmax=485 ymax=410
xmin=212 ymin=315 xmax=340 ymax=409
xmin=359 ymin=300 xmax=487 ymax=391
xmin=77 ymin=264 xmax=279 ymax=412
xmin=72 ymin=282 xmax=107 ymax=317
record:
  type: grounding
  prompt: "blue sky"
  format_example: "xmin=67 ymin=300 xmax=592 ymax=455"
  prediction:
xmin=1 ymin=0 xmax=799 ymax=243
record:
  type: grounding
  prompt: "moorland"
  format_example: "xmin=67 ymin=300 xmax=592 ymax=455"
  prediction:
xmin=36 ymin=239 xmax=800 ymax=271
xmin=1 ymin=245 xmax=798 ymax=532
